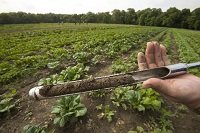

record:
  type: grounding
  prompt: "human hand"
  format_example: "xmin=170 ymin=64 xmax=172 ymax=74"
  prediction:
xmin=137 ymin=42 xmax=200 ymax=109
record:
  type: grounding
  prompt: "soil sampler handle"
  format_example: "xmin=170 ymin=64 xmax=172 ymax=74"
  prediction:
xmin=29 ymin=61 xmax=200 ymax=100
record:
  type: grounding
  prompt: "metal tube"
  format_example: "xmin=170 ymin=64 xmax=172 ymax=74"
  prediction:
xmin=29 ymin=61 xmax=200 ymax=100
xmin=187 ymin=62 xmax=200 ymax=69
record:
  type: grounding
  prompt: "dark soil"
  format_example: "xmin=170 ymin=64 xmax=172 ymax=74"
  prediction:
xmin=170 ymin=32 xmax=180 ymax=63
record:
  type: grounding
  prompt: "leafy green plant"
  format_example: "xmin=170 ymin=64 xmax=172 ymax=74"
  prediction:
xmin=96 ymin=105 xmax=116 ymax=122
xmin=132 ymin=88 xmax=163 ymax=111
xmin=89 ymin=90 xmax=107 ymax=98
xmin=0 ymin=98 xmax=15 ymax=114
xmin=73 ymin=52 xmax=90 ymax=64
xmin=112 ymin=59 xmax=129 ymax=73
xmin=158 ymin=108 xmax=174 ymax=132
xmin=111 ymin=59 xmax=135 ymax=74
xmin=0 ymin=89 xmax=19 ymax=115
xmin=91 ymin=55 xmax=104 ymax=65
xmin=128 ymin=126 xmax=145 ymax=133
xmin=111 ymin=86 xmax=132 ymax=110
xmin=47 ymin=61 xmax=60 ymax=69
xmin=51 ymin=95 xmax=87 ymax=127
xmin=111 ymin=86 xmax=163 ymax=111
xmin=38 ymin=63 xmax=89 ymax=85
xmin=22 ymin=124 xmax=54 ymax=133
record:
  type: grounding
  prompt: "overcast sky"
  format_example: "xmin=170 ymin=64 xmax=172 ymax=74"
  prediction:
xmin=0 ymin=0 xmax=200 ymax=14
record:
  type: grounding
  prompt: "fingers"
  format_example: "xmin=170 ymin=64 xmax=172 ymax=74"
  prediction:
xmin=137 ymin=52 xmax=148 ymax=70
xmin=138 ymin=42 xmax=170 ymax=70
xmin=153 ymin=42 xmax=164 ymax=67
xmin=145 ymin=42 xmax=157 ymax=68
xmin=160 ymin=44 xmax=170 ymax=65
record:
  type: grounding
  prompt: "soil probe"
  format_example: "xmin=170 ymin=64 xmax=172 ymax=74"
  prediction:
xmin=29 ymin=62 xmax=200 ymax=100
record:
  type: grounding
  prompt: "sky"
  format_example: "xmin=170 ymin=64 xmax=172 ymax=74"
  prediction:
xmin=0 ymin=0 xmax=200 ymax=14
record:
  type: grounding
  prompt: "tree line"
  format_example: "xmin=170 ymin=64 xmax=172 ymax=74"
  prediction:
xmin=0 ymin=7 xmax=200 ymax=30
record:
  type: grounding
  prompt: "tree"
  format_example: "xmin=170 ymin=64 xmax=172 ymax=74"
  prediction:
xmin=97 ymin=12 xmax=111 ymax=23
xmin=162 ymin=7 xmax=182 ymax=28
xmin=125 ymin=8 xmax=137 ymax=24
xmin=111 ymin=9 xmax=123 ymax=24
xmin=0 ymin=7 xmax=199 ymax=30
xmin=188 ymin=8 xmax=200 ymax=30
xmin=84 ymin=12 xmax=97 ymax=23
xmin=180 ymin=9 xmax=191 ymax=28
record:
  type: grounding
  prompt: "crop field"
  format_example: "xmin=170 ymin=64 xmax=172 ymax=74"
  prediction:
xmin=0 ymin=23 xmax=200 ymax=133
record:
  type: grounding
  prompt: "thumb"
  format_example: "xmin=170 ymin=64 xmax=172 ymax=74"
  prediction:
xmin=143 ymin=78 xmax=172 ymax=95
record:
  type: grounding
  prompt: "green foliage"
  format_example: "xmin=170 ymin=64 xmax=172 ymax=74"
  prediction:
xmin=38 ymin=63 xmax=89 ymax=85
xmin=158 ymin=108 xmax=174 ymax=131
xmin=47 ymin=61 xmax=60 ymax=69
xmin=0 ymin=23 xmax=164 ymax=86
xmin=112 ymin=59 xmax=129 ymax=73
xmin=0 ymin=98 xmax=15 ymax=113
xmin=0 ymin=89 xmax=18 ymax=115
xmin=111 ymin=86 xmax=163 ymax=111
xmin=22 ymin=124 xmax=54 ymax=133
xmin=128 ymin=126 xmax=145 ymax=133
xmin=111 ymin=87 xmax=132 ymax=110
xmin=89 ymin=90 xmax=107 ymax=98
xmin=51 ymin=95 xmax=87 ymax=127
xmin=22 ymin=124 xmax=46 ymax=133
xmin=73 ymin=52 xmax=90 ymax=64
xmin=91 ymin=55 xmax=104 ymax=65
xmin=96 ymin=105 xmax=116 ymax=122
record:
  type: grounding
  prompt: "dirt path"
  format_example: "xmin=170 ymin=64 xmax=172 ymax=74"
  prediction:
xmin=169 ymin=32 xmax=180 ymax=63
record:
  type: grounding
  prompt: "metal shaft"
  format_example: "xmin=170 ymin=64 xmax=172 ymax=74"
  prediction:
xmin=29 ymin=61 xmax=200 ymax=100
xmin=187 ymin=62 xmax=200 ymax=69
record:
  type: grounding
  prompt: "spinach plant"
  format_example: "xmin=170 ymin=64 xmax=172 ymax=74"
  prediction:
xmin=51 ymin=95 xmax=87 ymax=127
xmin=111 ymin=86 xmax=163 ymax=111
xmin=0 ymin=89 xmax=19 ymax=115
xmin=96 ymin=104 xmax=116 ymax=122
xmin=47 ymin=61 xmax=60 ymax=69
xmin=73 ymin=52 xmax=90 ymax=64
xmin=38 ymin=63 xmax=89 ymax=85
xmin=22 ymin=124 xmax=54 ymax=133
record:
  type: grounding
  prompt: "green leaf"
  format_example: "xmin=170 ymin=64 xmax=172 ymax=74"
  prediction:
xmin=38 ymin=78 xmax=46 ymax=86
xmin=127 ymin=131 xmax=137 ymax=133
xmin=75 ymin=107 xmax=87 ymax=117
xmin=136 ymin=126 xmax=144 ymax=133
xmin=47 ymin=61 xmax=59 ymax=69
xmin=122 ymin=103 xmax=127 ymax=110
xmin=53 ymin=117 xmax=61 ymax=125
xmin=96 ymin=104 xmax=103 ymax=110
xmin=51 ymin=107 xmax=60 ymax=114
xmin=137 ymin=105 xmax=145 ymax=112
xmin=63 ymin=112 xmax=75 ymax=117
xmin=59 ymin=117 xmax=66 ymax=127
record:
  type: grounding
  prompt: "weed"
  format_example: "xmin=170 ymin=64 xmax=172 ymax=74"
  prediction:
xmin=96 ymin=104 xmax=116 ymax=122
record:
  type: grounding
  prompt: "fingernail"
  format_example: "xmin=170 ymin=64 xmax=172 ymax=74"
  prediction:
xmin=138 ymin=52 xmax=144 ymax=57
xmin=147 ymin=42 xmax=152 ymax=46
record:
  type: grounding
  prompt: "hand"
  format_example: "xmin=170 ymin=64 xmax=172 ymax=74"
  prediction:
xmin=137 ymin=42 xmax=200 ymax=109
